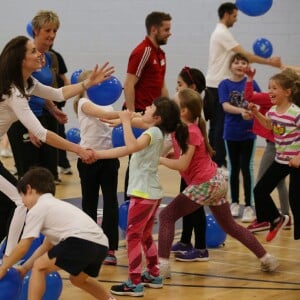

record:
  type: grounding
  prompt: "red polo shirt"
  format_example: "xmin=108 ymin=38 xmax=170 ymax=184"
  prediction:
xmin=126 ymin=36 xmax=166 ymax=111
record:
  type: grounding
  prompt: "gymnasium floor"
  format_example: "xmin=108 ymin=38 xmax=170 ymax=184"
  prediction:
xmin=2 ymin=148 xmax=300 ymax=299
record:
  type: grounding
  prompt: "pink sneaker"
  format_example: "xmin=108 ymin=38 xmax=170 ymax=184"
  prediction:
xmin=247 ymin=219 xmax=270 ymax=233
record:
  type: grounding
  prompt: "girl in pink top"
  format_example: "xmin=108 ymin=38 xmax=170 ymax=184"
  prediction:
xmin=158 ymin=88 xmax=278 ymax=278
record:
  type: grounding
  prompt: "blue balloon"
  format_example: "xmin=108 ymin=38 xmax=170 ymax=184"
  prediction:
xmin=26 ymin=22 xmax=34 ymax=38
xmin=20 ymin=271 xmax=63 ymax=300
xmin=66 ymin=127 xmax=81 ymax=144
xmin=236 ymin=0 xmax=273 ymax=17
xmin=112 ymin=125 xmax=144 ymax=148
xmin=253 ymin=38 xmax=273 ymax=58
xmin=20 ymin=234 xmax=45 ymax=264
xmin=205 ymin=213 xmax=226 ymax=248
xmin=70 ymin=69 xmax=83 ymax=84
xmin=119 ymin=201 xmax=130 ymax=231
xmin=0 ymin=267 xmax=22 ymax=300
xmin=87 ymin=76 xmax=123 ymax=106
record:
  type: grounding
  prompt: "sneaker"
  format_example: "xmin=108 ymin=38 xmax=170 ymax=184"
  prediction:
xmin=247 ymin=220 xmax=270 ymax=233
xmin=266 ymin=215 xmax=289 ymax=242
xmin=260 ymin=255 xmax=279 ymax=272
xmin=230 ymin=203 xmax=240 ymax=217
xmin=159 ymin=261 xmax=171 ymax=279
xmin=175 ymin=248 xmax=209 ymax=262
xmin=171 ymin=241 xmax=193 ymax=254
xmin=284 ymin=216 xmax=292 ymax=230
xmin=103 ymin=254 xmax=117 ymax=266
xmin=141 ymin=271 xmax=163 ymax=288
xmin=241 ymin=206 xmax=256 ymax=223
xmin=110 ymin=280 xmax=144 ymax=297
xmin=59 ymin=167 xmax=73 ymax=175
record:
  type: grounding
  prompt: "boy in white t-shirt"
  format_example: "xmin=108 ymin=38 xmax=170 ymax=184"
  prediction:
xmin=0 ymin=167 xmax=116 ymax=300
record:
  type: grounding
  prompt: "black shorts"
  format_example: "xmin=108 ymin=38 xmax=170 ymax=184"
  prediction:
xmin=48 ymin=237 xmax=108 ymax=277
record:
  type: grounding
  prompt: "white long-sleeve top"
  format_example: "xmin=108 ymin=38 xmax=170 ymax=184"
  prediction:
xmin=0 ymin=77 xmax=64 ymax=142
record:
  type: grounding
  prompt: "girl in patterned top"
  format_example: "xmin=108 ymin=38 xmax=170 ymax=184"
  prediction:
xmin=248 ymin=69 xmax=300 ymax=242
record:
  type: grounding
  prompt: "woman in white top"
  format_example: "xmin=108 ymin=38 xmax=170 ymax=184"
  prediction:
xmin=0 ymin=35 xmax=114 ymax=255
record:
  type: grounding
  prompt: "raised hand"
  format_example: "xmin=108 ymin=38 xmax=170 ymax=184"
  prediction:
xmin=87 ymin=62 xmax=115 ymax=87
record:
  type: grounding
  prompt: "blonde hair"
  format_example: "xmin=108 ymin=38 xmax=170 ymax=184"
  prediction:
xmin=32 ymin=10 xmax=60 ymax=35
xmin=177 ymin=88 xmax=215 ymax=157
xmin=271 ymin=68 xmax=300 ymax=106
xmin=73 ymin=70 xmax=92 ymax=115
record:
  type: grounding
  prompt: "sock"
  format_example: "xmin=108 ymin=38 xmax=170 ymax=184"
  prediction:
xmin=260 ymin=253 xmax=271 ymax=263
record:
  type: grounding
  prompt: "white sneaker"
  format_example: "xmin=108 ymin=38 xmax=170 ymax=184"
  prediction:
xmin=260 ymin=255 xmax=279 ymax=272
xmin=159 ymin=260 xmax=171 ymax=279
xmin=241 ymin=206 xmax=256 ymax=223
xmin=230 ymin=203 xmax=240 ymax=217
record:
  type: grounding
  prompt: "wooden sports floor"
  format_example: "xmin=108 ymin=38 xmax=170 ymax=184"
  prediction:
xmin=2 ymin=147 xmax=300 ymax=299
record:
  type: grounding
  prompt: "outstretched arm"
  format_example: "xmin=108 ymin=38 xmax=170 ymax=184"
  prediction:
xmin=248 ymin=103 xmax=272 ymax=129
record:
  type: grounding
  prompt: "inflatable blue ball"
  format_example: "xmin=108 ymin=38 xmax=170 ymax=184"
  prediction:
xmin=0 ymin=267 xmax=22 ymax=300
xmin=26 ymin=22 xmax=34 ymax=38
xmin=20 ymin=234 xmax=45 ymax=264
xmin=205 ymin=213 xmax=226 ymax=248
xmin=70 ymin=69 xmax=83 ymax=84
xmin=66 ymin=127 xmax=81 ymax=144
xmin=119 ymin=201 xmax=130 ymax=231
xmin=19 ymin=271 xmax=63 ymax=300
xmin=112 ymin=125 xmax=144 ymax=148
xmin=253 ymin=38 xmax=273 ymax=58
xmin=236 ymin=0 xmax=273 ymax=17
xmin=87 ymin=76 xmax=123 ymax=106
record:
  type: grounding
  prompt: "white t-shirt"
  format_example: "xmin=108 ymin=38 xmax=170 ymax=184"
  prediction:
xmin=21 ymin=193 xmax=108 ymax=247
xmin=0 ymin=77 xmax=65 ymax=141
xmin=77 ymin=98 xmax=113 ymax=150
xmin=206 ymin=23 xmax=239 ymax=88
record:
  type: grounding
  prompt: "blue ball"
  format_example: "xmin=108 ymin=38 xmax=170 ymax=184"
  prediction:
xmin=26 ymin=22 xmax=34 ymax=38
xmin=87 ymin=76 xmax=123 ymax=106
xmin=119 ymin=201 xmax=130 ymax=231
xmin=66 ymin=127 xmax=81 ymax=144
xmin=20 ymin=234 xmax=45 ymax=264
xmin=205 ymin=213 xmax=226 ymax=248
xmin=70 ymin=69 xmax=83 ymax=84
xmin=253 ymin=38 xmax=273 ymax=58
xmin=0 ymin=268 xmax=22 ymax=300
xmin=19 ymin=271 xmax=63 ymax=300
xmin=112 ymin=125 xmax=144 ymax=148
xmin=236 ymin=0 xmax=273 ymax=17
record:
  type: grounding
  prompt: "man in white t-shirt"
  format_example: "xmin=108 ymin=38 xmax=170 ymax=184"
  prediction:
xmin=0 ymin=167 xmax=116 ymax=300
xmin=206 ymin=2 xmax=281 ymax=169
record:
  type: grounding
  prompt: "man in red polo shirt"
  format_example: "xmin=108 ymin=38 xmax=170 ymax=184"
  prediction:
xmin=123 ymin=11 xmax=172 ymax=112
xmin=122 ymin=11 xmax=172 ymax=201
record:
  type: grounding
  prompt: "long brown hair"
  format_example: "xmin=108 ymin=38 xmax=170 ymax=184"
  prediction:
xmin=177 ymin=88 xmax=215 ymax=157
xmin=0 ymin=36 xmax=34 ymax=101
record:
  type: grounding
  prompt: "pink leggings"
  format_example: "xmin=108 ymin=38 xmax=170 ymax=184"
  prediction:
xmin=127 ymin=197 xmax=160 ymax=284
xmin=158 ymin=193 xmax=266 ymax=259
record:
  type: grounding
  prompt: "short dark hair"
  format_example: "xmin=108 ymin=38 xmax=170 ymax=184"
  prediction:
xmin=229 ymin=52 xmax=249 ymax=67
xmin=17 ymin=167 xmax=56 ymax=195
xmin=218 ymin=2 xmax=238 ymax=19
xmin=145 ymin=11 xmax=172 ymax=35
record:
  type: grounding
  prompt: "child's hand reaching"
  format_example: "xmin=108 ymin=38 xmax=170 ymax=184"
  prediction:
xmin=248 ymin=102 xmax=258 ymax=113
xmin=244 ymin=66 xmax=256 ymax=80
